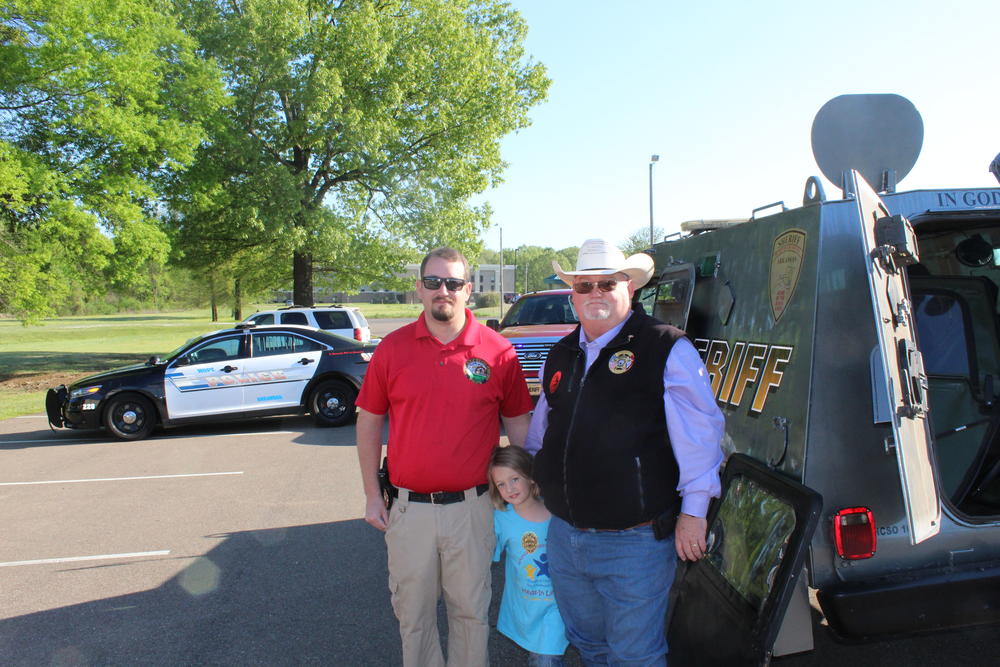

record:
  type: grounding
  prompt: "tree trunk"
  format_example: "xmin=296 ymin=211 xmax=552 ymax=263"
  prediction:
xmin=232 ymin=278 xmax=243 ymax=321
xmin=210 ymin=273 xmax=219 ymax=321
xmin=293 ymin=251 xmax=314 ymax=306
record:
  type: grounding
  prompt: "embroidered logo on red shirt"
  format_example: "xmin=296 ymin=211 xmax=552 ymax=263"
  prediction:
xmin=464 ymin=357 xmax=491 ymax=384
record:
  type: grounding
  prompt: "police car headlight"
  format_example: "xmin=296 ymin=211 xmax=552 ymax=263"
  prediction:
xmin=70 ymin=385 xmax=102 ymax=399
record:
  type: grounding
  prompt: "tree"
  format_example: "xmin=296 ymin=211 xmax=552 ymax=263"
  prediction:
xmin=619 ymin=226 xmax=668 ymax=256
xmin=0 ymin=0 xmax=224 ymax=321
xmin=502 ymin=245 xmax=577 ymax=294
xmin=169 ymin=0 xmax=549 ymax=306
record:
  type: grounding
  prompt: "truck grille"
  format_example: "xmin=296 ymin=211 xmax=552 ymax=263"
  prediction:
xmin=512 ymin=341 xmax=555 ymax=374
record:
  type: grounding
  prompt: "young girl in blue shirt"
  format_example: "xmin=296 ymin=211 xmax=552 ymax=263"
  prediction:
xmin=489 ymin=446 xmax=568 ymax=666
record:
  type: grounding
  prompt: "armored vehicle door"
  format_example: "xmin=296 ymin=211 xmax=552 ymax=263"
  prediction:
xmin=667 ymin=454 xmax=822 ymax=666
xmin=852 ymin=169 xmax=941 ymax=544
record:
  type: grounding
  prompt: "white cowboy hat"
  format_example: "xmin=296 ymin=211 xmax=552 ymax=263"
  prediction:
xmin=552 ymin=239 xmax=655 ymax=289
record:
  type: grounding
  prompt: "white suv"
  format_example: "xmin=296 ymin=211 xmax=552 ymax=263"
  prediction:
xmin=243 ymin=305 xmax=372 ymax=342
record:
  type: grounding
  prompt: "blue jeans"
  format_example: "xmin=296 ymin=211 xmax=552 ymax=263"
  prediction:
xmin=547 ymin=515 xmax=676 ymax=666
xmin=527 ymin=651 xmax=566 ymax=667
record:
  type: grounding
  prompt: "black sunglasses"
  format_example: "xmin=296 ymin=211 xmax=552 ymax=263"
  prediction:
xmin=422 ymin=276 xmax=468 ymax=291
xmin=572 ymin=278 xmax=621 ymax=294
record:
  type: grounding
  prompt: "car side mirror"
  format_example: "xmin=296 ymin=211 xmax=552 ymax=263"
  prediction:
xmin=145 ymin=356 xmax=160 ymax=366
xmin=486 ymin=318 xmax=500 ymax=331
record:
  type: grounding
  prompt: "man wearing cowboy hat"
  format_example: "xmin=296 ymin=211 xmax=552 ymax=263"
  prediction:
xmin=525 ymin=238 xmax=724 ymax=665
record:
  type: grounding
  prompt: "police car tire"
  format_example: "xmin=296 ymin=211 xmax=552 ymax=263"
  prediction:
xmin=103 ymin=393 xmax=155 ymax=441
xmin=310 ymin=379 xmax=357 ymax=427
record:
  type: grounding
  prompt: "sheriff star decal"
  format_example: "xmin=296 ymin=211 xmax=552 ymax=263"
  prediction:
xmin=464 ymin=357 xmax=491 ymax=384
xmin=609 ymin=350 xmax=635 ymax=374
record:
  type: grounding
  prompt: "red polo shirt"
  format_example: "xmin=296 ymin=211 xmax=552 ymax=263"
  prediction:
xmin=357 ymin=309 xmax=533 ymax=493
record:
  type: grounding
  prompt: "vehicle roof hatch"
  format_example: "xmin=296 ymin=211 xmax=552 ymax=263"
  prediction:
xmin=853 ymin=169 xmax=941 ymax=545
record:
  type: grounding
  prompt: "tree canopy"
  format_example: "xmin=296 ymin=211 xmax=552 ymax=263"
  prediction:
xmin=168 ymin=0 xmax=550 ymax=305
xmin=619 ymin=225 xmax=668 ymax=256
xmin=0 ymin=0 xmax=224 ymax=321
xmin=493 ymin=244 xmax=577 ymax=294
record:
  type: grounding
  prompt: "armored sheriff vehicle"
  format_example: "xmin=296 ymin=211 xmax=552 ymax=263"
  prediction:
xmin=647 ymin=95 xmax=1000 ymax=665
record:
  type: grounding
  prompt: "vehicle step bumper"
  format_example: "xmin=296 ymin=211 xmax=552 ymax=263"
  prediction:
xmin=818 ymin=560 xmax=1000 ymax=639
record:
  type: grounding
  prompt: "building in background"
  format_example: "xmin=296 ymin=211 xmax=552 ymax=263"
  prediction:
xmin=274 ymin=263 xmax=518 ymax=305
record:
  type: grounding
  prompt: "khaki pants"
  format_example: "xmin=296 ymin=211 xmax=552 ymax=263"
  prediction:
xmin=385 ymin=488 xmax=495 ymax=667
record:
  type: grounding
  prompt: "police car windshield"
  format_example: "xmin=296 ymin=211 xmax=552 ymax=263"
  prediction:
xmin=500 ymin=293 xmax=578 ymax=327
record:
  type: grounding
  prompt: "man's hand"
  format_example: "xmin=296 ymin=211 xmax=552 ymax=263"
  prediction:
xmin=365 ymin=494 xmax=389 ymax=532
xmin=675 ymin=513 xmax=708 ymax=561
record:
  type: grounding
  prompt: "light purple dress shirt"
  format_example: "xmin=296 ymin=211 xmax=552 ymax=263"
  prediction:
xmin=525 ymin=312 xmax=725 ymax=518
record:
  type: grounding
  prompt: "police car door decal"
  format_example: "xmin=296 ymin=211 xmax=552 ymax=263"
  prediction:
xmin=164 ymin=335 xmax=247 ymax=418
xmin=852 ymin=169 xmax=940 ymax=545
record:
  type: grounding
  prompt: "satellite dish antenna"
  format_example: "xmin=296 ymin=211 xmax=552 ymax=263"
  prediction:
xmin=811 ymin=94 xmax=923 ymax=195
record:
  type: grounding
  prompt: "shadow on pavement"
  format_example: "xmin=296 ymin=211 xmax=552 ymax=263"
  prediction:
xmin=0 ymin=520 xmax=398 ymax=665
xmin=0 ymin=520 xmax=572 ymax=666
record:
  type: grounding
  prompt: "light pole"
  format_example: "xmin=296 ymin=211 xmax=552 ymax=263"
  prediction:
xmin=499 ymin=223 xmax=504 ymax=319
xmin=649 ymin=154 xmax=660 ymax=246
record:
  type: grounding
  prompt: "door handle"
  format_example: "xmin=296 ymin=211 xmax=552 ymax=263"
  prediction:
xmin=222 ymin=365 xmax=238 ymax=373
xmin=298 ymin=357 xmax=315 ymax=365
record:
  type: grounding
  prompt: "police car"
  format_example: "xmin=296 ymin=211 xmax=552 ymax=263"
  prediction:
xmin=45 ymin=324 xmax=375 ymax=440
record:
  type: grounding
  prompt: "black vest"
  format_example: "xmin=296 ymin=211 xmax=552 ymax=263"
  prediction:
xmin=534 ymin=310 xmax=685 ymax=529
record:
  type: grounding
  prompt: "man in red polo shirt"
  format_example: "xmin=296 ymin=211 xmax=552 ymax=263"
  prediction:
xmin=356 ymin=246 xmax=533 ymax=667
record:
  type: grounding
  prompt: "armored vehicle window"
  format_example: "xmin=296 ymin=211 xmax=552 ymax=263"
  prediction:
xmin=704 ymin=475 xmax=796 ymax=610
xmin=634 ymin=285 xmax=656 ymax=316
xmin=913 ymin=292 xmax=972 ymax=377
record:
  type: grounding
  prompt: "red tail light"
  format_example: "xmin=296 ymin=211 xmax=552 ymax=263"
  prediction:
xmin=834 ymin=507 xmax=876 ymax=560
xmin=354 ymin=328 xmax=362 ymax=341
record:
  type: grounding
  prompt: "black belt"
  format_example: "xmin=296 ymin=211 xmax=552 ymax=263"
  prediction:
xmin=593 ymin=519 xmax=654 ymax=532
xmin=391 ymin=484 xmax=489 ymax=505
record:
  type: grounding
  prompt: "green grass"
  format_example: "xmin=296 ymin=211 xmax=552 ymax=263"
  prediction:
xmin=1 ymin=392 xmax=44 ymax=420
xmin=0 ymin=302 xmax=504 ymax=419
xmin=0 ymin=309 xmax=237 ymax=420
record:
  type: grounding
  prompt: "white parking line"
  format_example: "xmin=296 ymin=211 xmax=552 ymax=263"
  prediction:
xmin=0 ymin=437 xmax=109 ymax=444
xmin=0 ymin=430 xmax=298 ymax=444
xmin=0 ymin=471 xmax=244 ymax=486
xmin=0 ymin=550 xmax=171 ymax=568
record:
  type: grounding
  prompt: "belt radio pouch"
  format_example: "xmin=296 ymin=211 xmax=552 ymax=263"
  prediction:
xmin=378 ymin=457 xmax=395 ymax=511
xmin=652 ymin=504 xmax=680 ymax=541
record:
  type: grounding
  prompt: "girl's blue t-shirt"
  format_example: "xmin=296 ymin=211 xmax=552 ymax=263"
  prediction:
xmin=493 ymin=505 xmax=568 ymax=655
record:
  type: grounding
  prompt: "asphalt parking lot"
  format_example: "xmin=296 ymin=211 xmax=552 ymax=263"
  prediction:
xmin=2 ymin=413 xmax=999 ymax=665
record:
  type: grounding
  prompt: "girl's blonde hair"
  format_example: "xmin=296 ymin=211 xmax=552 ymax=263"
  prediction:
xmin=487 ymin=445 xmax=539 ymax=509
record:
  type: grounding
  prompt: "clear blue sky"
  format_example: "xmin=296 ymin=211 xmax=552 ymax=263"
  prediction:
xmin=477 ymin=0 xmax=1000 ymax=252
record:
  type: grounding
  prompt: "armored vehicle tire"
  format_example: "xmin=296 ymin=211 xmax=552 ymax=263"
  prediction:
xmin=310 ymin=379 xmax=357 ymax=427
xmin=103 ymin=393 xmax=156 ymax=441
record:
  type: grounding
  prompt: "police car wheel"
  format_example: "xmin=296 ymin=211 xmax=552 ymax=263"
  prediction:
xmin=103 ymin=393 xmax=155 ymax=441
xmin=310 ymin=379 xmax=356 ymax=427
